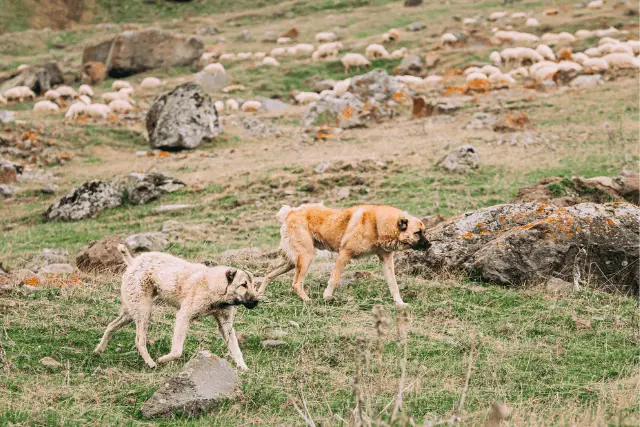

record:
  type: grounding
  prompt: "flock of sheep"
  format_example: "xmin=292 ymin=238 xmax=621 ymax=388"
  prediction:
xmin=1 ymin=2 xmax=639 ymax=119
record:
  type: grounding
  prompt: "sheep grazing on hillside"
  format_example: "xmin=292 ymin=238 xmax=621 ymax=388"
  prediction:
xmin=262 ymin=57 xmax=280 ymax=67
xmin=102 ymin=91 xmax=130 ymax=103
xmin=465 ymin=72 xmax=488 ymax=85
xmin=494 ymin=31 xmax=540 ymax=45
xmin=599 ymin=43 xmax=634 ymax=56
xmin=219 ymin=53 xmax=235 ymax=62
xmin=286 ymin=47 xmax=298 ymax=56
xmin=270 ymin=47 xmax=287 ymax=57
xmin=390 ymin=48 xmax=408 ymax=59
xmin=583 ymin=57 xmax=609 ymax=72
xmin=602 ymin=53 xmax=640 ymax=69
xmin=587 ymin=0 xmax=603 ymax=9
xmin=598 ymin=37 xmax=620 ymax=46
xmin=573 ymin=52 xmax=589 ymax=65
xmin=341 ymin=53 xmax=371 ymax=73
xmin=529 ymin=60 xmax=558 ymax=75
xmin=33 ymin=100 xmax=60 ymax=114
xmin=489 ymin=11 xmax=508 ymax=21
xmin=501 ymin=47 xmax=544 ymax=66
xmin=532 ymin=64 xmax=559 ymax=82
xmin=365 ymin=44 xmax=389 ymax=59
xmin=541 ymin=32 xmax=576 ymax=45
xmin=333 ymin=78 xmax=351 ymax=95
xmin=315 ymin=31 xmax=337 ymax=42
xmin=463 ymin=66 xmax=482 ymax=76
xmin=490 ymin=51 xmax=502 ymax=66
xmin=140 ymin=77 xmax=162 ymax=90
xmin=395 ymin=75 xmax=425 ymax=91
xmin=595 ymin=27 xmax=620 ymax=37
xmin=508 ymin=67 xmax=529 ymax=79
xmin=226 ymin=99 xmax=239 ymax=111
xmin=293 ymin=91 xmax=321 ymax=104
xmin=511 ymin=12 xmax=527 ymax=20
xmin=584 ymin=47 xmax=601 ymax=57
xmin=108 ymin=100 xmax=134 ymax=114
xmin=112 ymin=80 xmax=132 ymax=91
xmin=441 ymin=33 xmax=458 ymax=46
xmin=56 ymin=86 xmax=77 ymax=99
xmin=241 ymin=100 xmax=262 ymax=112
xmin=65 ymin=102 xmax=86 ymax=120
xmin=294 ymin=44 xmax=315 ymax=55
xmin=79 ymin=84 xmax=94 ymax=97
xmin=382 ymin=28 xmax=400 ymax=43
xmin=79 ymin=95 xmax=91 ymax=105
xmin=424 ymin=75 xmax=443 ymax=86
xmin=575 ymin=29 xmax=595 ymax=39
xmin=312 ymin=42 xmax=343 ymax=61
xmin=627 ymin=40 xmax=640 ymax=55
xmin=4 ymin=86 xmax=36 ymax=102
xmin=237 ymin=52 xmax=253 ymax=60
xmin=204 ymin=63 xmax=226 ymax=74
xmin=463 ymin=17 xmax=477 ymax=26
xmin=525 ymin=18 xmax=540 ymax=28
xmin=214 ymin=100 xmax=224 ymax=113
xmin=557 ymin=61 xmax=582 ymax=72
xmin=481 ymin=65 xmax=500 ymax=76
xmin=535 ymin=44 xmax=556 ymax=61
xmin=253 ymin=52 xmax=267 ymax=59
xmin=488 ymin=72 xmax=516 ymax=87
xmin=118 ymin=87 xmax=134 ymax=97
xmin=44 ymin=90 xmax=61 ymax=103
xmin=276 ymin=37 xmax=292 ymax=44
xmin=85 ymin=103 xmax=110 ymax=119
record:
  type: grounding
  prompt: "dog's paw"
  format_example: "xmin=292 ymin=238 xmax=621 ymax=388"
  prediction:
xmin=157 ymin=354 xmax=178 ymax=364
xmin=395 ymin=301 xmax=409 ymax=309
xmin=93 ymin=346 xmax=104 ymax=355
xmin=146 ymin=360 xmax=157 ymax=369
xmin=323 ymin=294 xmax=335 ymax=302
xmin=238 ymin=363 xmax=249 ymax=372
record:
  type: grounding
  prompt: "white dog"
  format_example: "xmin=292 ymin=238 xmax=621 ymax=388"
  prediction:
xmin=94 ymin=245 xmax=261 ymax=370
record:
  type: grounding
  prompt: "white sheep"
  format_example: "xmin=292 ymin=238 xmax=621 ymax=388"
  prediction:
xmin=315 ymin=32 xmax=337 ymax=43
xmin=313 ymin=42 xmax=343 ymax=61
xmin=395 ymin=75 xmax=425 ymax=91
xmin=533 ymin=64 xmax=559 ymax=82
xmin=463 ymin=18 xmax=478 ymax=26
xmin=494 ymin=31 xmax=540 ymax=45
xmin=201 ymin=52 xmax=215 ymax=62
xmin=382 ymin=28 xmax=400 ymax=43
xmin=424 ymin=75 xmax=443 ymax=86
xmin=584 ymin=47 xmax=601 ymax=57
xmin=481 ymin=65 xmax=500 ymax=75
xmin=501 ymin=47 xmax=544 ymax=65
xmin=508 ymin=67 xmax=529 ymax=78
xmin=441 ymin=33 xmax=458 ymax=45
xmin=16 ymin=64 xmax=30 ymax=72
xmin=118 ymin=87 xmax=134 ymax=97
xmin=270 ymin=47 xmax=287 ymax=57
xmin=583 ymin=57 xmax=610 ymax=72
xmin=219 ymin=53 xmax=235 ymax=62
xmin=294 ymin=44 xmax=315 ymax=56
xmin=237 ymin=52 xmax=253 ymax=60
xmin=65 ymin=102 xmax=86 ymax=120
xmin=557 ymin=61 xmax=582 ymax=72
xmin=341 ymin=53 xmax=371 ymax=73
xmin=102 ymin=91 xmax=129 ymax=103
xmin=44 ymin=90 xmax=61 ymax=103
xmin=204 ymin=63 xmax=226 ymax=74
xmin=294 ymin=92 xmax=321 ymax=104
xmin=465 ymin=72 xmax=488 ymax=84
xmin=463 ymin=66 xmax=482 ymax=75
xmin=599 ymin=43 xmax=634 ymax=56
xmin=573 ymin=52 xmax=589 ymax=65
xmin=602 ymin=53 xmax=640 ymax=68
xmin=85 ymin=103 xmax=110 ymax=119
xmin=276 ymin=37 xmax=292 ymax=44
xmin=333 ymin=78 xmax=351 ymax=95
xmin=253 ymin=52 xmax=267 ymax=60
xmin=490 ymin=51 xmax=502 ymax=66
xmin=525 ymin=18 xmax=540 ymax=28
xmin=530 ymin=60 xmax=558 ymax=75
xmin=55 ymin=86 xmax=77 ymax=99
xmin=365 ymin=44 xmax=389 ymax=59
xmin=587 ymin=0 xmax=603 ymax=9
xmin=286 ymin=47 xmax=298 ymax=56
xmin=541 ymin=32 xmax=576 ymax=45
xmin=214 ymin=100 xmax=224 ymax=113
xmin=109 ymin=100 xmax=134 ymax=114
xmin=79 ymin=95 xmax=92 ymax=105
xmin=4 ymin=86 xmax=36 ymax=102
xmin=319 ymin=90 xmax=336 ymax=97
xmin=226 ymin=99 xmax=239 ymax=111
xmin=535 ymin=44 xmax=556 ymax=61
xmin=627 ymin=40 xmax=640 ymax=55
xmin=33 ymin=100 xmax=60 ymax=114
xmin=262 ymin=56 xmax=280 ymax=67
xmin=598 ymin=37 xmax=621 ymax=46
xmin=140 ymin=77 xmax=162 ymax=90
xmin=79 ymin=84 xmax=94 ymax=97
xmin=511 ymin=12 xmax=527 ymax=20
xmin=488 ymin=72 xmax=516 ymax=87
xmin=596 ymin=27 xmax=620 ymax=38
xmin=112 ymin=80 xmax=132 ymax=91
xmin=490 ymin=11 xmax=508 ymax=21
xmin=575 ymin=29 xmax=595 ymax=39
xmin=0 ymin=95 xmax=6 ymax=106
xmin=390 ymin=48 xmax=408 ymax=59
xmin=241 ymin=100 xmax=262 ymax=112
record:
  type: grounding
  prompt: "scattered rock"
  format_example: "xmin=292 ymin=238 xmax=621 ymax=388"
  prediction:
xmin=486 ymin=402 xmax=513 ymax=427
xmin=0 ymin=183 xmax=16 ymax=198
xmin=0 ymin=62 xmax=64 ymax=94
xmin=406 ymin=22 xmax=426 ymax=32
xmin=397 ymin=202 xmax=639 ymax=292
xmin=256 ymin=97 xmax=291 ymax=112
xmin=147 ymin=82 xmax=221 ymax=150
xmin=234 ymin=117 xmax=281 ymax=138
xmin=0 ymin=158 xmax=22 ymax=184
xmin=313 ymin=79 xmax=338 ymax=93
xmin=425 ymin=52 xmax=441 ymax=68
xmin=26 ymin=248 xmax=70 ymax=271
xmin=40 ymin=357 xmax=63 ymax=370
xmin=153 ymin=204 xmax=194 ymax=213
xmin=125 ymin=232 xmax=168 ymax=252
xmin=569 ymin=75 xmax=604 ymax=89
xmin=113 ymin=172 xmax=186 ymax=205
xmin=269 ymin=329 xmax=289 ymax=338
xmin=288 ymin=321 xmax=300 ymax=328
xmin=162 ymin=220 xmax=185 ymax=233
xmin=193 ymin=70 xmax=232 ymax=93
xmin=197 ymin=26 xmax=219 ymax=36
xmin=39 ymin=263 xmax=74 ymax=275
xmin=421 ymin=214 xmax=446 ymax=229
xmin=497 ymin=131 xmax=549 ymax=147
xmin=82 ymin=29 xmax=204 ymax=77
xmin=331 ymin=187 xmax=350 ymax=200
xmin=303 ymin=92 xmax=365 ymax=129
xmin=493 ymin=112 xmax=531 ymax=133
xmin=238 ymin=29 xmax=253 ymax=42
xmin=412 ymin=96 xmax=466 ymax=118
xmin=545 ymin=277 xmax=574 ymax=293
xmin=76 ymin=236 xmax=127 ymax=274
xmin=436 ymin=145 xmax=479 ymax=173
xmin=41 ymin=184 xmax=58 ymax=194
xmin=44 ymin=180 xmax=122 ymax=221
xmin=0 ymin=110 xmax=14 ymax=124
xmin=350 ymin=69 xmax=399 ymax=104
xmin=261 ymin=340 xmax=287 ymax=347
xmin=261 ymin=31 xmax=278 ymax=43
xmin=463 ymin=112 xmax=497 ymax=130
xmin=404 ymin=0 xmax=423 ymax=6
xmin=141 ymin=350 xmax=240 ymax=418
xmin=393 ymin=55 xmax=422 ymax=76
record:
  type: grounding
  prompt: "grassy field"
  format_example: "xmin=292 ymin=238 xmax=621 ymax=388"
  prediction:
xmin=1 ymin=0 xmax=640 ymax=425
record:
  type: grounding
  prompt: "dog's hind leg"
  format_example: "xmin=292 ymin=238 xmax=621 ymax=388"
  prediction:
xmin=157 ymin=308 xmax=192 ymax=365
xmin=258 ymin=257 xmax=295 ymax=294
xmin=215 ymin=309 xmax=248 ymax=371
xmin=94 ymin=309 xmax=132 ymax=354
xmin=378 ymin=252 xmax=407 ymax=308
xmin=292 ymin=253 xmax=313 ymax=301
xmin=323 ymin=250 xmax=351 ymax=301
xmin=132 ymin=298 xmax=156 ymax=368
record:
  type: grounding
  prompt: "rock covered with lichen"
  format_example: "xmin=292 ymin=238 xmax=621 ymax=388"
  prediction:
xmin=397 ymin=202 xmax=639 ymax=292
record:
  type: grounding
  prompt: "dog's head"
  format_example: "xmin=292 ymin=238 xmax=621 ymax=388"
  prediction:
xmin=397 ymin=214 xmax=431 ymax=251
xmin=222 ymin=268 xmax=262 ymax=309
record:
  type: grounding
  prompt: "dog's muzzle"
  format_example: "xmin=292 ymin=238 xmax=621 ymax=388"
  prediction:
xmin=412 ymin=236 xmax=431 ymax=251
xmin=242 ymin=300 xmax=259 ymax=309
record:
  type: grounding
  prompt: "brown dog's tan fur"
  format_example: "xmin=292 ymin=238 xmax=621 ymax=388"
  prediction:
xmin=259 ymin=203 xmax=430 ymax=307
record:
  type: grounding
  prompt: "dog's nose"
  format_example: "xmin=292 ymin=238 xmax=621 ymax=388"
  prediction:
xmin=243 ymin=300 xmax=259 ymax=309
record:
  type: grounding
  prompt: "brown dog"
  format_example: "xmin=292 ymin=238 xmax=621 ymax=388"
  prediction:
xmin=259 ymin=203 xmax=430 ymax=307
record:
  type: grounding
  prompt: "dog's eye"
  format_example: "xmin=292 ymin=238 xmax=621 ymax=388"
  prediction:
xmin=240 ymin=282 xmax=248 ymax=288
xmin=414 ymin=231 xmax=422 ymax=236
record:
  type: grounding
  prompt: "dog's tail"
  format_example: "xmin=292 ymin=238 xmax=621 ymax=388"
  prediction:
xmin=117 ymin=244 xmax=134 ymax=267
xmin=276 ymin=205 xmax=293 ymax=224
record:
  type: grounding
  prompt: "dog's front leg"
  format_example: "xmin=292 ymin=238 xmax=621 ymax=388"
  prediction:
xmin=378 ymin=252 xmax=408 ymax=308
xmin=215 ymin=309 xmax=249 ymax=371
xmin=323 ymin=250 xmax=351 ymax=301
xmin=157 ymin=308 xmax=192 ymax=364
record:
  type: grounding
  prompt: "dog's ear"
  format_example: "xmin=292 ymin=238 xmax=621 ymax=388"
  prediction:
xmin=226 ymin=268 xmax=237 ymax=283
xmin=398 ymin=218 xmax=408 ymax=232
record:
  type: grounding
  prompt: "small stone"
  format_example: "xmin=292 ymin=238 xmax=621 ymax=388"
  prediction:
xmin=545 ymin=277 xmax=574 ymax=293
xmin=314 ymin=162 xmax=331 ymax=174
xmin=406 ymin=21 xmax=426 ymax=31
xmin=261 ymin=339 xmax=286 ymax=347
xmin=39 ymin=263 xmax=74 ymax=275
xmin=136 ymin=150 xmax=147 ymax=157
xmin=125 ymin=232 xmax=169 ymax=252
xmin=153 ymin=204 xmax=194 ymax=213
xmin=162 ymin=220 xmax=184 ymax=233
xmin=269 ymin=329 xmax=289 ymax=338
xmin=332 ymin=187 xmax=350 ymax=200
xmin=41 ymin=184 xmax=58 ymax=194
xmin=0 ymin=184 xmax=16 ymax=198
xmin=40 ymin=356 xmax=63 ymax=369
xmin=436 ymin=145 xmax=479 ymax=173
xmin=288 ymin=321 xmax=300 ymax=328
xmin=238 ymin=29 xmax=253 ymax=41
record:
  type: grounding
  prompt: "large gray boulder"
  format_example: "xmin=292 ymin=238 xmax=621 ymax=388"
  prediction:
xmin=44 ymin=180 xmax=123 ymax=221
xmin=26 ymin=248 xmax=71 ymax=272
xmin=350 ymin=68 xmax=399 ymax=103
xmin=113 ymin=172 xmax=185 ymax=204
xmin=302 ymin=92 xmax=365 ymax=129
xmin=82 ymin=29 xmax=204 ymax=77
xmin=141 ymin=351 xmax=240 ymax=418
xmin=0 ymin=62 xmax=64 ymax=94
xmin=124 ymin=232 xmax=168 ymax=252
xmin=436 ymin=145 xmax=479 ymax=173
xmin=147 ymin=82 xmax=221 ymax=149
xmin=397 ymin=202 xmax=639 ymax=292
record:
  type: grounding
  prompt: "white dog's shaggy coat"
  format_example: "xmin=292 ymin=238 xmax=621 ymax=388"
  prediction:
xmin=94 ymin=246 xmax=261 ymax=370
